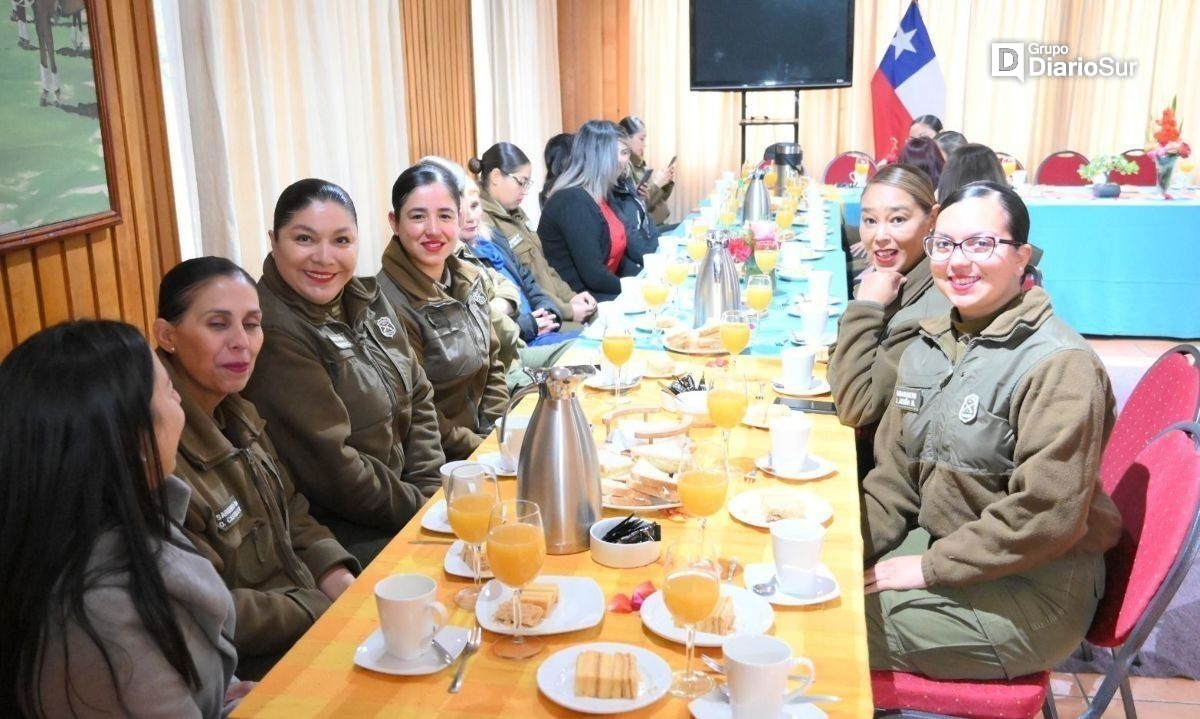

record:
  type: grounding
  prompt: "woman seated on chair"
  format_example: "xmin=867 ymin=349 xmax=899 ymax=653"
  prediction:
xmin=861 ymin=181 xmax=1122 ymax=680
xmin=155 ymin=257 xmax=359 ymax=679
xmin=377 ymin=162 xmax=510 ymax=462
xmin=611 ymin=126 xmax=661 ymax=264
xmin=243 ymin=178 xmax=444 ymax=565
xmin=539 ymin=119 xmax=642 ymax=301
xmin=619 ymin=115 xmax=675 ymax=226
xmin=898 ymin=137 xmax=945 ymax=190
xmin=1 ymin=320 xmax=237 ymax=717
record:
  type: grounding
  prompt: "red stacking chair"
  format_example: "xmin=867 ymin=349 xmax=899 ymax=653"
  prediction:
xmin=823 ymin=151 xmax=877 ymax=185
xmin=872 ymin=421 xmax=1200 ymax=719
xmin=1120 ymin=149 xmax=1157 ymax=186
xmin=1034 ymin=151 xmax=1090 ymax=186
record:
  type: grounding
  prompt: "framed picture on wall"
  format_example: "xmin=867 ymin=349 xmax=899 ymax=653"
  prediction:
xmin=0 ymin=0 xmax=120 ymax=251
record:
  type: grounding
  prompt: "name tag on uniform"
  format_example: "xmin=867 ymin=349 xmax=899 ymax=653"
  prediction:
xmin=507 ymin=232 xmax=524 ymax=250
xmin=215 ymin=498 xmax=243 ymax=532
xmin=894 ymin=386 xmax=922 ymax=412
xmin=322 ymin=329 xmax=354 ymax=350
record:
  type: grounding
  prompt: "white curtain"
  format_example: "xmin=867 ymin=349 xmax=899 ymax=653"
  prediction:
xmin=153 ymin=1 xmax=409 ymax=276
xmin=470 ymin=0 xmax=562 ymax=222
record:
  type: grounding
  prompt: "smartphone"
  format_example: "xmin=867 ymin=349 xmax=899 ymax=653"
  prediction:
xmin=773 ymin=397 xmax=837 ymax=415
xmin=667 ymin=155 xmax=677 ymax=168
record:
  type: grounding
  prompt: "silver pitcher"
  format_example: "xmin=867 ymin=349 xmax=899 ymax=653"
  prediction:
xmin=742 ymin=170 xmax=771 ymax=223
xmin=692 ymin=231 xmax=742 ymax=328
xmin=772 ymin=142 xmax=803 ymax=196
xmin=498 ymin=365 xmax=600 ymax=554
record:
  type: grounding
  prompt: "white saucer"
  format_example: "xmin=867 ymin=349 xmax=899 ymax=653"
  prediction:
xmin=777 ymin=268 xmax=811 ymax=282
xmin=475 ymin=451 xmax=517 ymax=478
xmin=635 ymin=315 xmax=680 ymax=333
xmin=788 ymin=331 xmax=837 ymax=348
xmin=639 ymin=585 xmax=774 ymax=648
xmin=689 ymin=688 xmax=828 ymax=718
xmin=537 ymin=642 xmax=672 ymax=714
xmin=772 ymin=378 xmax=831 ymax=397
xmin=726 ymin=488 xmax=833 ymax=528
xmin=476 ymin=575 xmax=605 ymax=636
xmin=584 ymin=374 xmax=644 ymax=392
xmin=419 ymin=499 xmax=453 ymax=534
xmin=742 ymin=562 xmax=841 ymax=607
xmin=353 ymin=625 xmax=468 ymax=676
xmin=443 ymin=539 xmax=494 ymax=579
xmin=755 ymin=454 xmax=837 ymax=481
xmin=786 ymin=301 xmax=844 ymax=318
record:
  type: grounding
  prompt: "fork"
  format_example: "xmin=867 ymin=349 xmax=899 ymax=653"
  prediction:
xmin=448 ymin=623 xmax=482 ymax=693
xmin=743 ymin=469 xmax=759 ymax=484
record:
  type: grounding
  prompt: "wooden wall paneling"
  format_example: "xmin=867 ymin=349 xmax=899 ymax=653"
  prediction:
xmin=0 ymin=257 xmax=12 ymax=357
xmin=87 ymin=233 xmax=122 ymax=320
xmin=3 ymin=250 xmax=43 ymax=341
xmin=62 ymin=236 xmax=98 ymax=317
xmin=557 ymin=0 xmax=630 ymax=131
xmin=33 ymin=242 xmax=71 ymax=326
xmin=401 ymin=0 xmax=475 ymax=163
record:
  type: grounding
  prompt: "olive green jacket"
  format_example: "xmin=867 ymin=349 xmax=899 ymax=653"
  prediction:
xmin=479 ymin=189 xmax=580 ymax=321
xmin=861 ymin=288 xmax=1122 ymax=588
xmin=378 ymin=239 xmax=510 ymax=461
xmin=629 ymin=153 xmax=674 ymax=225
xmin=164 ymin=351 xmax=358 ymax=662
xmin=454 ymin=241 xmax=524 ymax=372
xmin=244 ymin=255 xmax=444 ymax=562
xmin=829 ymin=258 xmax=951 ymax=429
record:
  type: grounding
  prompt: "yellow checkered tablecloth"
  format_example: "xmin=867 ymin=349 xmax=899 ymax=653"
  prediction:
xmin=232 ymin=349 xmax=871 ymax=718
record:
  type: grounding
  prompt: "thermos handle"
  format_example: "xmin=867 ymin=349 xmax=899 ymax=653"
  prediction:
xmin=498 ymin=383 xmax=538 ymax=449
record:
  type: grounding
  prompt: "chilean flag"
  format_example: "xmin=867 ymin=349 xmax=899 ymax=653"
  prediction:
xmin=871 ymin=1 xmax=945 ymax=161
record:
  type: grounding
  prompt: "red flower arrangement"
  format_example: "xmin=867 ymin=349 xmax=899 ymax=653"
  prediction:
xmin=1146 ymin=99 xmax=1191 ymax=160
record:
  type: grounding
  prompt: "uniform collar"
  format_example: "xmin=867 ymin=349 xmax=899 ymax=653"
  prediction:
xmin=160 ymin=349 xmax=266 ymax=469
xmin=920 ymin=287 xmax=1053 ymax=344
xmin=260 ymin=252 xmax=378 ymax=325
xmin=381 ymin=236 xmax=480 ymax=301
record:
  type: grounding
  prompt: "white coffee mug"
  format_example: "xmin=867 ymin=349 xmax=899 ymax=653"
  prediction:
xmin=771 ymin=518 xmax=825 ymax=596
xmin=723 ymin=634 xmax=816 ymax=719
xmin=800 ymin=305 xmax=829 ymax=347
xmin=779 ymin=242 xmax=804 ymax=270
xmin=375 ymin=574 xmax=448 ymax=660
xmin=499 ymin=416 xmax=530 ymax=473
xmin=1011 ymin=169 xmax=1028 ymax=187
xmin=641 ymin=252 xmax=667 ymax=278
xmin=769 ymin=412 xmax=813 ymax=475
xmin=847 ymin=170 xmax=866 ymax=187
xmin=807 ymin=270 xmax=832 ymax=308
xmin=780 ymin=346 xmax=816 ymax=391
xmin=809 ymin=221 xmax=830 ymax=251
xmin=619 ymin=276 xmax=644 ymax=311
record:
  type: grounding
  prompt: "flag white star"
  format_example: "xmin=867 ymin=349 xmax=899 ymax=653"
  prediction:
xmin=890 ymin=26 xmax=917 ymax=60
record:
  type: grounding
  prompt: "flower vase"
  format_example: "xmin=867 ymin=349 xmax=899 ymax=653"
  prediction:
xmin=1155 ymin=155 xmax=1177 ymax=199
xmin=1091 ymin=172 xmax=1120 ymax=199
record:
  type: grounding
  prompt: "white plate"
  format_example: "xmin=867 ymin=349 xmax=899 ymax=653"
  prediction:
xmin=689 ymin=688 xmax=828 ymax=719
xmin=742 ymin=562 xmax=841 ymax=607
xmin=476 ymin=575 xmax=605 ymax=636
xmin=443 ymin=539 xmax=494 ymax=579
xmin=353 ymin=625 xmax=468 ymax=676
xmin=777 ymin=268 xmax=811 ymax=282
xmin=639 ymin=585 xmax=774 ymax=648
xmin=602 ymin=495 xmax=682 ymax=512
xmin=635 ymin=315 xmax=681 ymax=333
xmin=474 ymin=451 xmax=517 ymax=478
xmin=786 ymin=302 xmax=844 ymax=318
xmin=727 ymin=489 xmax=833 ymax=529
xmin=772 ymin=378 xmax=831 ymax=397
xmin=755 ymin=454 xmax=837 ymax=482
xmin=788 ymin=331 xmax=837 ymax=348
xmin=643 ymin=362 xmax=682 ymax=379
xmin=536 ymin=642 xmax=672 ymax=714
xmin=584 ymin=374 xmax=644 ymax=391
xmin=663 ymin=336 xmax=728 ymax=356
xmin=419 ymin=499 xmax=453 ymax=534
xmin=741 ymin=402 xmax=794 ymax=430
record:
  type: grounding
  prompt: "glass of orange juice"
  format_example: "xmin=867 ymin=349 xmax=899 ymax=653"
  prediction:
xmin=662 ymin=541 xmax=720 ymax=697
xmin=686 ymin=235 xmax=709 ymax=263
xmin=641 ymin=274 xmax=670 ymax=338
xmin=486 ymin=499 xmax=546 ymax=659
xmin=447 ymin=464 xmax=500 ymax=609
xmin=775 ymin=206 xmax=795 ymax=231
xmin=1001 ymin=157 xmax=1017 ymax=181
xmin=707 ymin=372 xmax=748 ymax=465
xmin=720 ymin=309 xmax=752 ymax=372
xmin=754 ymin=238 xmax=780 ymax=274
xmin=746 ymin=274 xmax=773 ymax=313
xmin=602 ymin=323 xmax=635 ymax=405
xmin=677 ymin=440 xmax=728 ymax=545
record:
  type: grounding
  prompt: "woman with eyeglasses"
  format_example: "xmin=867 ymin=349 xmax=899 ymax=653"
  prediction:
xmin=471 ymin=142 xmax=596 ymax=327
xmin=829 ymin=164 xmax=950 ymax=477
xmin=861 ymin=180 xmax=1121 ymax=680
xmin=539 ymin=119 xmax=642 ymax=301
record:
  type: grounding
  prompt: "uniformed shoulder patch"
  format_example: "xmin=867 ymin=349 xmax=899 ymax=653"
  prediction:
xmin=893 ymin=386 xmax=922 ymax=412
xmin=470 ymin=286 xmax=487 ymax=306
xmin=958 ymin=394 xmax=979 ymax=423
xmin=214 ymin=497 xmax=243 ymax=532
xmin=376 ymin=317 xmax=397 ymax=338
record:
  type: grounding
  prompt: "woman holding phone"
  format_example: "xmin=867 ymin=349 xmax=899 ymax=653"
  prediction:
xmin=620 ymin=115 xmax=675 ymax=225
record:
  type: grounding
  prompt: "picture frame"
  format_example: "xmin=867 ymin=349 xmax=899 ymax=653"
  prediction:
xmin=0 ymin=0 xmax=121 ymax=251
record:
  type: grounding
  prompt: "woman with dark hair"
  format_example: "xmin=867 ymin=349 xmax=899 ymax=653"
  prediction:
xmin=243 ymin=178 xmax=444 ymax=565
xmin=539 ymin=119 xmax=642 ymax=300
xmin=0 ymin=320 xmax=237 ymax=717
xmin=898 ymin=137 xmax=945 ymax=190
xmin=936 ymin=142 xmax=1007 ymax=201
xmin=829 ymin=164 xmax=948 ymax=477
xmin=471 ymin=141 xmax=596 ymax=325
xmin=619 ymin=115 xmax=675 ymax=224
xmin=154 ymin=257 xmax=359 ymax=679
xmin=377 ymin=163 xmax=509 ymax=461
xmin=540 ymin=132 xmax=574 ymax=210
xmin=933 ymin=130 xmax=967 ymax=160
xmin=908 ymin=114 xmax=943 ymax=139
xmin=862 ymin=181 xmax=1120 ymax=679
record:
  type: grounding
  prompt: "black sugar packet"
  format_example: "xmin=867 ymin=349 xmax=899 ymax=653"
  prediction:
xmin=601 ymin=514 xmax=662 ymax=544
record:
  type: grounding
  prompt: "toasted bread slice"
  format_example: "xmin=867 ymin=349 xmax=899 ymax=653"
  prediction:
xmin=630 ymin=443 xmax=686 ymax=474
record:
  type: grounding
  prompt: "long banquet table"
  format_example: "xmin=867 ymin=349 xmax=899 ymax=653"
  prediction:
xmin=232 ymin=217 xmax=872 ymax=716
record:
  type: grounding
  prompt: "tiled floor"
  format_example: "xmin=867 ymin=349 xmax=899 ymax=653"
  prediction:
xmin=1051 ymin=672 xmax=1200 ymax=717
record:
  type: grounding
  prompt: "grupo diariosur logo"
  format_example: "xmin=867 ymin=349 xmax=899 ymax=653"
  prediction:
xmin=991 ymin=42 xmax=1137 ymax=82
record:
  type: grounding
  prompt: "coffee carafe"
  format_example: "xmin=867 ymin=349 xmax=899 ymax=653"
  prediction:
xmin=772 ymin=142 xmax=803 ymax=196
xmin=742 ymin=170 xmax=771 ymax=223
xmin=692 ymin=231 xmax=742 ymax=328
xmin=498 ymin=365 xmax=600 ymax=554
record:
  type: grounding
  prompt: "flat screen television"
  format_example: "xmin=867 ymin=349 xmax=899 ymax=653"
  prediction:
xmin=690 ymin=0 xmax=855 ymax=91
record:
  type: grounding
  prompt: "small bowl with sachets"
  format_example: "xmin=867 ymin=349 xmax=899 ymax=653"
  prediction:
xmin=589 ymin=515 xmax=662 ymax=569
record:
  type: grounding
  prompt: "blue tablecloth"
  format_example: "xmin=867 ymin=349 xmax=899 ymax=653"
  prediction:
xmin=836 ymin=186 xmax=1200 ymax=338
xmin=576 ymin=201 xmax=849 ymax=357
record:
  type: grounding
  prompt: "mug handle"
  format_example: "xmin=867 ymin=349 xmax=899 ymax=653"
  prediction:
xmin=423 ymin=600 xmax=449 ymax=645
xmin=782 ymin=657 xmax=816 ymax=701
xmin=848 ymin=170 xmax=857 ymax=184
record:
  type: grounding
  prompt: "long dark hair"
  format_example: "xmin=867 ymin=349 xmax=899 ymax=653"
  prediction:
xmin=159 ymin=256 xmax=257 ymax=322
xmin=0 ymin=320 xmax=199 ymax=717
xmin=541 ymin=133 xmax=574 ymax=209
xmin=898 ymin=137 xmax=945 ymax=190
xmin=937 ymin=143 xmax=1007 ymax=202
xmin=468 ymin=142 xmax=530 ymax=195
xmin=939 ymin=181 xmax=1031 ymax=246
xmin=272 ymin=178 xmax=358 ymax=236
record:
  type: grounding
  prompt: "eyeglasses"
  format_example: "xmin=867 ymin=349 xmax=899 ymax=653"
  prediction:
xmin=923 ymin=233 xmax=1023 ymax=262
xmin=505 ymin=172 xmax=534 ymax=192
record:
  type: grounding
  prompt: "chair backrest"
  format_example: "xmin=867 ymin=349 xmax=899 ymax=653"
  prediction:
xmin=1099 ymin=344 xmax=1200 ymax=490
xmin=1120 ymin=149 xmax=1157 ymax=185
xmin=823 ymin=151 xmax=876 ymax=185
xmin=1033 ymin=150 xmax=1090 ymax=185
xmin=1087 ymin=422 xmax=1200 ymax=648
xmin=1019 ymin=265 xmax=1043 ymax=292
xmin=994 ymin=151 xmax=1024 ymax=170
